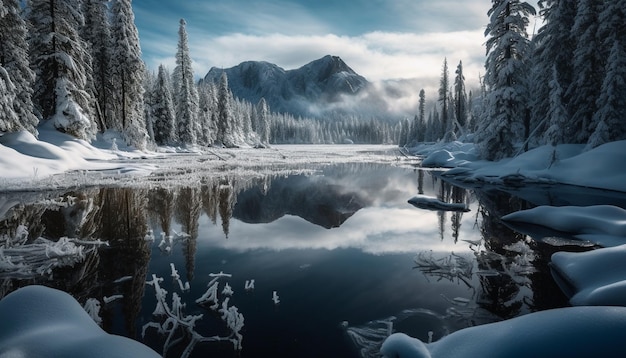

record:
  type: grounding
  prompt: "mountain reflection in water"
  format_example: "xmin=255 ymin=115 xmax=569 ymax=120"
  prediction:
xmin=0 ymin=163 xmax=580 ymax=357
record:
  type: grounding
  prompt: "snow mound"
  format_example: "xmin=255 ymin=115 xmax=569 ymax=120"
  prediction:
xmin=0 ymin=130 xmax=74 ymax=161
xmin=551 ymin=245 xmax=626 ymax=306
xmin=381 ymin=306 xmax=626 ymax=357
xmin=417 ymin=141 xmax=477 ymax=168
xmin=0 ymin=285 xmax=160 ymax=357
xmin=502 ymin=205 xmax=626 ymax=246
xmin=427 ymin=140 xmax=626 ymax=193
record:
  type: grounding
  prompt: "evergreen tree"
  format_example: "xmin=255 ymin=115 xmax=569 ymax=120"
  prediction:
xmin=454 ymin=61 xmax=467 ymax=134
xmin=417 ymin=89 xmax=426 ymax=142
xmin=438 ymin=58 xmax=451 ymax=141
xmin=110 ymin=0 xmax=147 ymax=149
xmin=151 ymin=65 xmax=176 ymax=145
xmin=28 ymin=0 xmax=97 ymax=140
xmin=586 ymin=0 xmax=626 ymax=148
xmin=257 ymin=97 xmax=270 ymax=145
xmin=530 ymin=0 xmax=576 ymax=140
xmin=0 ymin=0 xmax=38 ymax=135
xmin=197 ymin=81 xmax=216 ymax=145
xmin=476 ymin=0 xmax=535 ymax=160
xmin=216 ymin=72 xmax=235 ymax=147
xmin=0 ymin=67 xmax=19 ymax=132
xmin=82 ymin=0 xmax=114 ymax=133
xmin=586 ymin=40 xmax=626 ymax=149
xmin=544 ymin=65 xmax=568 ymax=146
xmin=172 ymin=19 xmax=199 ymax=146
xmin=566 ymin=0 xmax=604 ymax=143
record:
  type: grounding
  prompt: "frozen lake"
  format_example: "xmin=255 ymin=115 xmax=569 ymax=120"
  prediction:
xmin=2 ymin=145 xmax=624 ymax=357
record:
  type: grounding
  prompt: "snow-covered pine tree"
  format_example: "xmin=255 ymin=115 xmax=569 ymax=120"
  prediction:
xmin=544 ymin=64 xmax=568 ymax=146
xmin=142 ymin=67 xmax=156 ymax=145
xmin=231 ymin=98 xmax=246 ymax=144
xmin=28 ymin=0 xmax=97 ymax=140
xmin=240 ymin=100 xmax=252 ymax=143
xmin=0 ymin=0 xmax=39 ymax=135
xmin=172 ymin=19 xmax=199 ymax=146
xmin=197 ymin=80 xmax=216 ymax=146
xmin=586 ymin=0 xmax=626 ymax=149
xmin=216 ymin=72 xmax=235 ymax=147
xmin=529 ymin=0 xmax=576 ymax=142
xmin=586 ymin=40 xmax=626 ymax=149
xmin=454 ymin=61 xmax=467 ymax=134
xmin=417 ymin=89 xmax=426 ymax=142
xmin=0 ymin=66 xmax=19 ymax=132
xmin=110 ymin=0 xmax=147 ymax=149
xmin=438 ymin=58 xmax=451 ymax=141
xmin=82 ymin=0 xmax=114 ymax=133
xmin=476 ymin=0 xmax=535 ymax=160
xmin=566 ymin=0 xmax=604 ymax=144
xmin=151 ymin=65 xmax=176 ymax=146
xmin=596 ymin=0 xmax=626 ymax=57
xmin=257 ymin=97 xmax=270 ymax=145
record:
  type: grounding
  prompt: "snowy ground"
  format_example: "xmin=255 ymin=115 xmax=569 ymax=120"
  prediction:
xmin=0 ymin=128 xmax=409 ymax=191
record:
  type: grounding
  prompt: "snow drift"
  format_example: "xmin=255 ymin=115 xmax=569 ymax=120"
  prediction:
xmin=381 ymin=306 xmax=626 ymax=357
xmin=0 ymin=285 xmax=160 ymax=357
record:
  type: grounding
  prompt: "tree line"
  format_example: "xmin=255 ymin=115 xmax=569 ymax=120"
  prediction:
xmin=0 ymin=1 xmax=402 ymax=149
xmin=400 ymin=0 xmax=625 ymax=161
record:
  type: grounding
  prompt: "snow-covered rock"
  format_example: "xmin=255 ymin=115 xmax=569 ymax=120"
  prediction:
xmin=0 ymin=285 xmax=160 ymax=357
xmin=408 ymin=195 xmax=469 ymax=212
xmin=381 ymin=306 xmax=626 ymax=357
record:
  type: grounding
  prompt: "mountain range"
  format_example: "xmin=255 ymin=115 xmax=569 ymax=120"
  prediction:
xmin=203 ymin=55 xmax=372 ymax=118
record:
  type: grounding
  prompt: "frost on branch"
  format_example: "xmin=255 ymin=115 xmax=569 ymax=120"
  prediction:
xmin=143 ymin=266 xmax=244 ymax=357
xmin=83 ymin=298 xmax=102 ymax=326
xmin=413 ymin=251 xmax=474 ymax=288
xmin=0 ymin=225 xmax=107 ymax=279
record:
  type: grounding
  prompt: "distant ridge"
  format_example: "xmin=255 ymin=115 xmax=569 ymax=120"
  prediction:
xmin=204 ymin=55 xmax=369 ymax=118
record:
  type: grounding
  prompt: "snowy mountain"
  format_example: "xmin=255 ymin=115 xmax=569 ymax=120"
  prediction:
xmin=203 ymin=55 xmax=369 ymax=118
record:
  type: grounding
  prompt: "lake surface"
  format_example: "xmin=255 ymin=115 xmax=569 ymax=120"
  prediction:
xmin=4 ymin=147 xmax=622 ymax=357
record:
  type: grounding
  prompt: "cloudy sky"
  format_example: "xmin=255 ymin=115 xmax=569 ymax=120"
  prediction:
xmin=133 ymin=0 xmax=540 ymax=94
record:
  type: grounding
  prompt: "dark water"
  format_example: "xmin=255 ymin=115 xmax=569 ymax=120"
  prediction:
xmin=4 ymin=163 xmax=622 ymax=357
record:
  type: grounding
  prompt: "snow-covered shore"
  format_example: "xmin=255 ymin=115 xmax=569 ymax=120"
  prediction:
xmin=415 ymin=139 xmax=626 ymax=193
xmin=0 ymin=128 xmax=403 ymax=191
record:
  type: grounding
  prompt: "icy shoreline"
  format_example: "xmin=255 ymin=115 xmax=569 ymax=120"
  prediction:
xmin=0 ymin=129 xmax=402 ymax=191
xmin=414 ymin=139 xmax=626 ymax=193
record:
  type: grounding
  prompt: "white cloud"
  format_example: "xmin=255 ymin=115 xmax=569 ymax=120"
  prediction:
xmin=143 ymin=30 xmax=487 ymax=93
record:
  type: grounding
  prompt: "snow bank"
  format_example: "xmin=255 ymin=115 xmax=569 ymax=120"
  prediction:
xmin=551 ymin=245 xmax=626 ymax=306
xmin=0 ymin=127 xmax=163 ymax=188
xmin=415 ymin=141 xmax=477 ymax=168
xmin=0 ymin=130 xmax=115 ymax=180
xmin=502 ymin=205 xmax=626 ymax=247
xmin=381 ymin=306 xmax=626 ymax=357
xmin=0 ymin=285 xmax=160 ymax=357
xmin=416 ymin=140 xmax=626 ymax=193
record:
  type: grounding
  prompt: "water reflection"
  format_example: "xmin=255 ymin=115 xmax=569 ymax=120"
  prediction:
xmin=0 ymin=164 xmax=580 ymax=357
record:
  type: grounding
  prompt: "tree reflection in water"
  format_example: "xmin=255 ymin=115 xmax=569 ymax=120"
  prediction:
xmin=413 ymin=172 xmax=570 ymax=329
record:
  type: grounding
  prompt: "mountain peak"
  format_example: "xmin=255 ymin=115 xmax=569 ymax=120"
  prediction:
xmin=204 ymin=55 xmax=369 ymax=117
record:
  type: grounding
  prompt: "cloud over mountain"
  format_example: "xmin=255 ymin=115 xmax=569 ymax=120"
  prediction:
xmin=204 ymin=54 xmax=437 ymax=120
